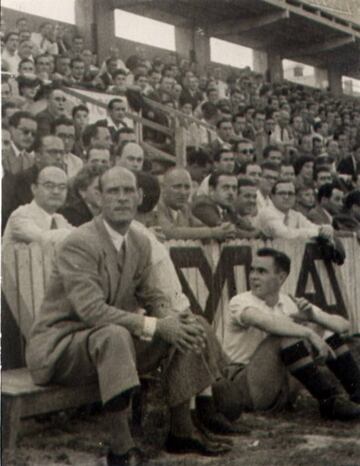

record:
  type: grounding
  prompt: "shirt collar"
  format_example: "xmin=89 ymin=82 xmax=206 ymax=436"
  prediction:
xmin=102 ymin=219 xmax=126 ymax=252
xmin=30 ymin=200 xmax=54 ymax=226
xmin=10 ymin=140 xmax=21 ymax=157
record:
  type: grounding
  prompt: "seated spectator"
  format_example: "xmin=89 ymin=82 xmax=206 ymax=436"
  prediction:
xmin=99 ymin=46 xmax=127 ymax=75
xmin=237 ymin=161 xmax=262 ymax=186
xmin=18 ymin=57 xmax=36 ymax=76
xmin=294 ymin=155 xmax=315 ymax=188
xmin=216 ymin=247 xmax=360 ymax=421
xmin=3 ymin=166 xmax=72 ymax=247
xmin=1 ymin=80 xmax=13 ymax=103
xmin=31 ymin=22 xmax=58 ymax=56
xmin=68 ymin=57 xmax=87 ymax=86
xmin=257 ymin=161 xmax=280 ymax=211
xmin=69 ymin=35 xmax=84 ymax=58
xmin=86 ymin=147 xmax=111 ymax=168
xmin=96 ymin=98 xmax=132 ymax=142
xmin=115 ymin=142 xmax=144 ymax=172
xmin=243 ymin=110 xmax=268 ymax=159
xmin=157 ymin=168 xmax=236 ymax=240
xmin=81 ymin=49 xmax=99 ymax=82
xmin=232 ymin=112 xmax=247 ymax=138
xmin=298 ymin=134 xmax=313 ymax=157
xmin=235 ymin=178 xmax=262 ymax=238
xmin=36 ymin=86 xmax=69 ymax=137
xmin=197 ymin=146 xmax=234 ymax=196
xmin=34 ymin=53 xmax=52 ymax=81
xmin=17 ymin=74 xmax=41 ymax=110
xmin=60 ymin=165 xmax=105 ymax=226
xmin=209 ymin=118 xmax=234 ymax=158
xmin=180 ymin=75 xmax=203 ymax=110
xmin=82 ymin=121 xmax=112 ymax=152
xmin=2 ymin=101 xmax=21 ymax=129
xmin=233 ymin=139 xmax=255 ymax=173
xmin=192 ymin=172 xmax=238 ymax=227
xmin=294 ymin=185 xmax=316 ymax=218
xmin=337 ymin=143 xmax=360 ymax=180
xmin=333 ymin=190 xmax=360 ymax=238
xmin=257 ymin=179 xmax=333 ymax=241
xmin=314 ymin=166 xmax=333 ymax=190
xmin=279 ymin=163 xmax=295 ymax=182
xmin=2 ymin=135 xmax=67 ymax=226
xmin=52 ymin=54 xmax=71 ymax=82
xmin=94 ymin=56 xmax=118 ymax=90
xmin=2 ymin=32 xmax=20 ymax=75
xmin=52 ymin=117 xmax=84 ymax=177
xmin=197 ymin=102 xmax=218 ymax=145
xmin=308 ymin=182 xmax=345 ymax=225
xmin=262 ymin=144 xmax=283 ymax=165
xmin=114 ymin=127 xmax=136 ymax=151
xmin=186 ymin=148 xmax=212 ymax=190
xmin=72 ymin=104 xmax=89 ymax=160
xmin=4 ymin=111 xmax=37 ymax=175
xmin=107 ymin=69 xmax=128 ymax=95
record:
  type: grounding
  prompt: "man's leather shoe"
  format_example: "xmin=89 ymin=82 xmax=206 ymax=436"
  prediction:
xmin=191 ymin=412 xmax=234 ymax=446
xmin=320 ymin=395 xmax=360 ymax=421
xmin=165 ymin=431 xmax=231 ymax=456
xmin=199 ymin=412 xmax=251 ymax=435
xmin=106 ymin=447 xmax=146 ymax=466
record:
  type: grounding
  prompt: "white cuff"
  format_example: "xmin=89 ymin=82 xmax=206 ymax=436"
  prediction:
xmin=141 ymin=316 xmax=158 ymax=341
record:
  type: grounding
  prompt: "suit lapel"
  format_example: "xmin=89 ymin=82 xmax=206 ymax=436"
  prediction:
xmin=94 ymin=216 xmax=121 ymax=305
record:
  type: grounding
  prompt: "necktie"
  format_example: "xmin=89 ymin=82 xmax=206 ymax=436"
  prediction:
xmin=117 ymin=240 xmax=126 ymax=271
xmin=284 ymin=213 xmax=290 ymax=226
xmin=50 ymin=217 xmax=58 ymax=230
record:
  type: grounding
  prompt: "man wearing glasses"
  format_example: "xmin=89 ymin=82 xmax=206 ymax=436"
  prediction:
xmin=5 ymin=111 xmax=37 ymax=175
xmin=3 ymin=166 xmax=72 ymax=247
xmin=257 ymin=179 xmax=333 ymax=241
xmin=233 ymin=139 xmax=255 ymax=174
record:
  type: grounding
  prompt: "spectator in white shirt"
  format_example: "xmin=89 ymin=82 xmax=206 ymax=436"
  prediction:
xmin=256 ymin=161 xmax=280 ymax=211
xmin=3 ymin=166 xmax=73 ymax=247
xmin=257 ymin=179 xmax=333 ymax=241
xmin=52 ymin=117 xmax=83 ymax=177
xmin=2 ymin=32 xmax=20 ymax=75
xmin=31 ymin=22 xmax=58 ymax=56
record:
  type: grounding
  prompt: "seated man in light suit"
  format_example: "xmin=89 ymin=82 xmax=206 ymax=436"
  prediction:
xmin=3 ymin=166 xmax=73 ymax=247
xmin=26 ymin=167 xmax=233 ymax=466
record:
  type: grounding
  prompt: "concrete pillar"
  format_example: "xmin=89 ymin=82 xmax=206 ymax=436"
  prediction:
xmin=75 ymin=0 xmax=96 ymax=51
xmin=253 ymin=49 xmax=268 ymax=76
xmin=314 ymin=67 xmax=328 ymax=90
xmin=328 ymin=66 xmax=343 ymax=96
xmin=267 ymin=52 xmax=283 ymax=83
xmin=175 ymin=25 xmax=210 ymax=72
xmin=93 ymin=0 xmax=116 ymax=65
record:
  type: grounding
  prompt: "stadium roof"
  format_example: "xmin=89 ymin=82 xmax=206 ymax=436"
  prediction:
xmin=111 ymin=0 xmax=360 ymax=78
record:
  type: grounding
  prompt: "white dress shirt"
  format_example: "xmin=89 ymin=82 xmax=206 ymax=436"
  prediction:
xmin=257 ymin=203 xmax=320 ymax=240
xmin=3 ymin=200 xmax=73 ymax=248
xmin=64 ymin=152 xmax=84 ymax=178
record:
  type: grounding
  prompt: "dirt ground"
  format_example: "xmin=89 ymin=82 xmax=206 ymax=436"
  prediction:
xmin=6 ymin=340 xmax=360 ymax=466
xmin=6 ymin=389 xmax=360 ymax=466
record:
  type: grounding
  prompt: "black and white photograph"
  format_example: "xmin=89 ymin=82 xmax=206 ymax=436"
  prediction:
xmin=1 ymin=1 xmax=360 ymax=465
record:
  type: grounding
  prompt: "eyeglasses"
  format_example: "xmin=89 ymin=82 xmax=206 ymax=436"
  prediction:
xmin=275 ymin=191 xmax=295 ymax=197
xmin=37 ymin=182 xmax=67 ymax=191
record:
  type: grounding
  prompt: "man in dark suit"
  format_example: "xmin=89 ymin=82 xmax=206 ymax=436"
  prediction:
xmin=337 ymin=144 xmax=360 ymax=180
xmin=308 ymin=182 xmax=345 ymax=226
xmin=192 ymin=172 xmax=238 ymax=227
xmin=96 ymin=98 xmax=131 ymax=143
xmin=26 ymin=167 xmax=232 ymax=465
xmin=36 ymin=87 xmax=69 ymax=137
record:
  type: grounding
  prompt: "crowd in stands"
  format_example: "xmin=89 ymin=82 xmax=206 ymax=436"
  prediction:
xmin=2 ymin=13 xmax=360 ymax=465
xmin=2 ymin=14 xmax=360 ymax=246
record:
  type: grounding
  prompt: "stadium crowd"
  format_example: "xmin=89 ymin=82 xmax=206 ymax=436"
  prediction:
xmin=2 ymin=13 xmax=360 ymax=466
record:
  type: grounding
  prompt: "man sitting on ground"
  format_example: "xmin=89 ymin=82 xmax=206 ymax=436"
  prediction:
xmin=3 ymin=166 xmax=72 ymax=247
xmin=214 ymin=248 xmax=360 ymax=421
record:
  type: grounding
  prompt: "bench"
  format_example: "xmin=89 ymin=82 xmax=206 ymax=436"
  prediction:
xmin=1 ymin=244 xmax=144 ymax=461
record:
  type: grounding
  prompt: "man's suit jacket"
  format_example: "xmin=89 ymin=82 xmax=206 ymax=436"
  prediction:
xmin=180 ymin=88 xmax=203 ymax=110
xmin=2 ymin=165 xmax=39 ymax=230
xmin=191 ymin=195 xmax=236 ymax=227
xmin=157 ymin=199 xmax=203 ymax=229
xmin=26 ymin=216 xmax=171 ymax=384
xmin=59 ymin=196 xmax=94 ymax=226
xmin=2 ymin=145 xmax=34 ymax=175
xmin=337 ymin=156 xmax=360 ymax=178
xmin=307 ymin=205 xmax=332 ymax=225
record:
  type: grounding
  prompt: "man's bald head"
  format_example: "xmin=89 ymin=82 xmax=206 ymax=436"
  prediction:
xmin=99 ymin=167 xmax=142 ymax=234
xmin=162 ymin=168 xmax=192 ymax=210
